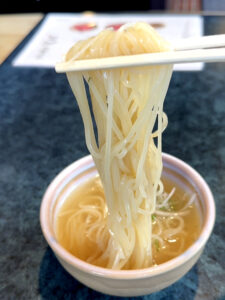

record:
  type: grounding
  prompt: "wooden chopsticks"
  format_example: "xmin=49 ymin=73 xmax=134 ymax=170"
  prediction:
xmin=55 ymin=34 xmax=225 ymax=73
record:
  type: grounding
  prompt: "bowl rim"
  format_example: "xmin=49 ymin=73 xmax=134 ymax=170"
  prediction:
xmin=40 ymin=153 xmax=215 ymax=280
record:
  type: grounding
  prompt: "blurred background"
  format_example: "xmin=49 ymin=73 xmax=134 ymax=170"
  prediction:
xmin=2 ymin=0 xmax=225 ymax=66
xmin=1 ymin=0 xmax=225 ymax=13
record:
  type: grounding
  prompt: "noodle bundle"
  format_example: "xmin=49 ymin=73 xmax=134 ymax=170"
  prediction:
xmin=61 ymin=23 xmax=176 ymax=269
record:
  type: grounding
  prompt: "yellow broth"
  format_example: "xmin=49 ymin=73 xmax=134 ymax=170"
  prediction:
xmin=56 ymin=175 xmax=201 ymax=269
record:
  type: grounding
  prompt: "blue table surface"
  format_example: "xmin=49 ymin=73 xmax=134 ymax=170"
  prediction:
xmin=0 ymin=14 xmax=224 ymax=300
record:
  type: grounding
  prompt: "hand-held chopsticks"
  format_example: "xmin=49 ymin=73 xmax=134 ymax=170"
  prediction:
xmin=55 ymin=34 xmax=225 ymax=73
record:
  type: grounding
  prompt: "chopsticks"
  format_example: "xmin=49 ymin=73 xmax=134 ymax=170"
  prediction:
xmin=173 ymin=34 xmax=225 ymax=51
xmin=55 ymin=34 xmax=225 ymax=73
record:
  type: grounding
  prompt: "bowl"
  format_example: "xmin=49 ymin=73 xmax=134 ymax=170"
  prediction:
xmin=40 ymin=153 xmax=215 ymax=297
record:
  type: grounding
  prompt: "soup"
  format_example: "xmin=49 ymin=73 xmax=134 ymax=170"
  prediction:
xmin=56 ymin=174 xmax=201 ymax=269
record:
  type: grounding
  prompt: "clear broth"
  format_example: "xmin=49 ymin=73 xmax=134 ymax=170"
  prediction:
xmin=56 ymin=175 xmax=201 ymax=269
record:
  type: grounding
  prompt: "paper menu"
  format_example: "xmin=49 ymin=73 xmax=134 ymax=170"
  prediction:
xmin=12 ymin=13 xmax=203 ymax=71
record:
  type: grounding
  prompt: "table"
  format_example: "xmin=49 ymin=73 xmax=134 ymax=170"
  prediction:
xmin=0 ymin=14 xmax=43 ymax=64
xmin=0 ymin=14 xmax=224 ymax=300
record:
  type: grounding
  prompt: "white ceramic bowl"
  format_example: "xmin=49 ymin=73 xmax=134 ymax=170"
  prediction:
xmin=40 ymin=153 xmax=215 ymax=297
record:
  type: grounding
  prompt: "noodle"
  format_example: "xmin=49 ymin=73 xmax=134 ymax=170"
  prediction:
xmin=57 ymin=23 xmax=198 ymax=270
